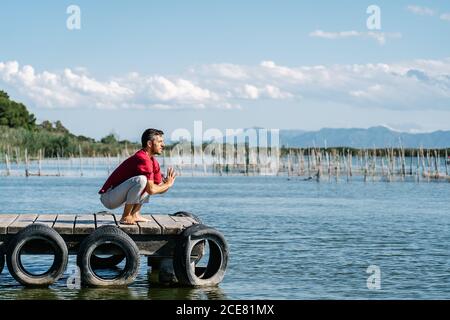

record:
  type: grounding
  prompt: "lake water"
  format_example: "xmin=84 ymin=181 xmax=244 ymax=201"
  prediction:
xmin=0 ymin=175 xmax=449 ymax=299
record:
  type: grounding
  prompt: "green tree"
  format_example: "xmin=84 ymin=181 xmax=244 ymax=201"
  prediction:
xmin=40 ymin=120 xmax=53 ymax=131
xmin=54 ymin=120 xmax=69 ymax=134
xmin=101 ymin=133 xmax=118 ymax=144
xmin=0 ymin=91 xmax=36 ymax=129
xmin=0 ymin=90 xmax=9 ymax=99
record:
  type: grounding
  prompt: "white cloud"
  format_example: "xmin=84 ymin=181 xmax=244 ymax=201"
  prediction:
xmin=242 ymin=84 xmax=259 ymax=99
xmin=260 ymin=60 xmax=306 ymax=80
xmin=197 ymin=63 xmax=248 ymax=80
xmin=309 ymin=30 xmax=360 ymax=39
xmin=144 ymin=76 xmax=217 ymax=103
xmin=1 ymin=58 xmax=450 ymax=112
xmin=440 ymin=13 xmax=450 ymax=21
xmin=406 ymin=5 xmax=435 ymax=16
xmin=407 ymin=5 xmax=450 ymax=23
xmin=264 ymin=85 xmax=293 ymax=99
xmin=237 ymin=84 xmax=293 ymax=100
xmin=0 ymin=61 xmax=224 ymax=110
xmin=309 ymin=30 xmax=402 ymax=45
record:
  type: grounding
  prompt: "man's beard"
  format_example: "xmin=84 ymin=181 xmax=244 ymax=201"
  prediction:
xmin=153 ymin=147 xmax=161 ymax=155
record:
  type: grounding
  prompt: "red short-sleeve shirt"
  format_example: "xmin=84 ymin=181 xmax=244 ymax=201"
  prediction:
xmin=99 ymin=149 xmax=162 ymax=194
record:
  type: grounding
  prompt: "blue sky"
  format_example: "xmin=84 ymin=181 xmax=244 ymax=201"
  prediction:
xmin=1 ymin=0 xmax=450 ymax=141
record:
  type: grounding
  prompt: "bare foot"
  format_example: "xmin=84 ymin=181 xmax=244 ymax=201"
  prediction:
xmin=133 ymin=213 xmax=151 ymax=222
xmin=119 ymin=215 xmax=136 ymax=225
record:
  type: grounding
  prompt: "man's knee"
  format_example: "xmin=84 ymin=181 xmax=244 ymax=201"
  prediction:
xmin=135 ymin=175 xmax=147 ymax=188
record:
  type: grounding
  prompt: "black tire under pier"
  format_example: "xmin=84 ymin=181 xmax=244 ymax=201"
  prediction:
xmin=76 ymin=225 xmax=140 ymax=287
xmin=0 ymin=252 xmax=4 ymax=275
xmin=5 ymin=224 xmax=68 ymax=287
xmin=174 ymin=224 xmax=229 ymax=287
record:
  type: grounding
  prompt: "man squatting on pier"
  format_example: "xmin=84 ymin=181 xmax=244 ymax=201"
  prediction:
xmin=98 ymin=128 xmax=177 ymax=225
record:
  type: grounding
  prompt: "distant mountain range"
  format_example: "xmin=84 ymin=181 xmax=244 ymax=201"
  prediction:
xmin=167 ymin=125 xmax=450 ymax=148
xmin=279 ymin=126 xmax=450 ymax=148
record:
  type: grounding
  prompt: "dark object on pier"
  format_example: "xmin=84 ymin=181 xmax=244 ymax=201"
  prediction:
xmin=170 ymin=211 xmax=203 ymax=224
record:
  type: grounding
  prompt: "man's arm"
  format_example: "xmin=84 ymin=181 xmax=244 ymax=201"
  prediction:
xmin=145 ymin=167 xmax=176 ymax=195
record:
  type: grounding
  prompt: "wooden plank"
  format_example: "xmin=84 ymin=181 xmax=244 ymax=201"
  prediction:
xmin=74 ymin=214 xmax=96 ymax=234
xmin=7 ymin=214 xmax=38 ymax=234
xmin=0 ymin=214 xmax=19 ymax=234
xmin=95 ymin=212 xmax=117 ymax=228
xmin=115 ymin=214 xmax=140 ymax=235
xmin=0 ymin=214 xmax=20 ymax=220
xmin=152 ymin=215 xmax=185 ymax=235
xmin=34 ymin=214 xmax=57 ymax=228
xmin=53 ymin=214 xmax=76 ymax=234
xmin=170 ymin=215 xmax=196 ymax=227
xmin=137 ymin=215 xmax=162 ymax=235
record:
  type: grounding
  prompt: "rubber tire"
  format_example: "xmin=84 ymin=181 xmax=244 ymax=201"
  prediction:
xmin=6 ymin=223 xmax=68 ymax=287
xmin=0 ymin=253 xmax=4 ymax=275
xmin=77 ymin=225 xmax=140 ymax=287
xmin=174 ymin=224 xmax=229 ymax=287
xmin=90 ymin=254 xmax=126 ymax=269
xmin=171 ymin=211 xmax=205 ymax=263
xmin=92 ymin=211 xmax=125 ymax=269
xmin=171 ymin=211 xmax=203 ymax=224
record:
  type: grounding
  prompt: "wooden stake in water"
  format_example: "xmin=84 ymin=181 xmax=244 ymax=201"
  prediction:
xmin=343 ymin=152 xmax=348 ymax=182
xmin=287 ymin=149 xmax=292 ymax=177
xmin=15 ymin=147 xmax=19 ymax=165
xmin=326 ymin=151 xmax=331 ymax=181
xmin=5 ymin=152 xmax=11 ymax=176
xmin=387 ymin=149 xmax=392 ymax=182
xmin=371 ymin=149 xmax=376 ymax=182
xmin=24 ymin=148 xmax=29 ymax=177
xmin=56 ymin=153 xmax=61 ymax=176
xmin=316 ymin=151 xmax=322 ymax=182
xmin=79 ymin=145 xmax=83 ymax=177
xmin=416 ymin=149 xmax=420 ymax=182
xmin=299 ymin=149 xmax=305 ymax=176
xmin=348 ymin=149 xmax=352 ymax=179
xmin=38 ymin=149 xmax=42 ymax=176
xmin=409 ymin=149 xmax=413 ymax=176
xmin=307 ymin=149 xmax=311 ymax=177
xmin=433 ymin=150 xmax=439 ymax=178
xmin=363 ymin=150 xmax=368 ymax=182
xmin=420 ymin=148 xmax=426 ymax=179
xmin=445 ymin=149 xmax=449 ymax=176
xmin=107 ymin=153 xmax=111 ymax=176
xmin=203 ymin=147 xmax=207 ymax=176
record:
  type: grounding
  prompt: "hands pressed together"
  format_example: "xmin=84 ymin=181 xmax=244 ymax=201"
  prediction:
xmin=164 ymin=167 xmax=177 ymax=187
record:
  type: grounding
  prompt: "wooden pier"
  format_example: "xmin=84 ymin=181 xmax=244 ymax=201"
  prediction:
xmin=0 ymin=212 xmax=229 ymax=288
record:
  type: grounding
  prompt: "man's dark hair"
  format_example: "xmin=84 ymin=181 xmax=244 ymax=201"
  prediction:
xmin=141 ymin=128 xmax=164 ymax=148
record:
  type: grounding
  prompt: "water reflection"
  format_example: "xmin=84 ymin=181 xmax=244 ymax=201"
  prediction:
xmin=147 ymin=284 xmax=228 ymax=300
xmin=0 ymin=263 xmax=229 ymax=300
xmin=15 ymin=287 xmax=59 ymax=300
xmin=75 ymin=287 xmax=136 ymax=300
xmin=146 ymin=270 xmax=228 ymax=300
